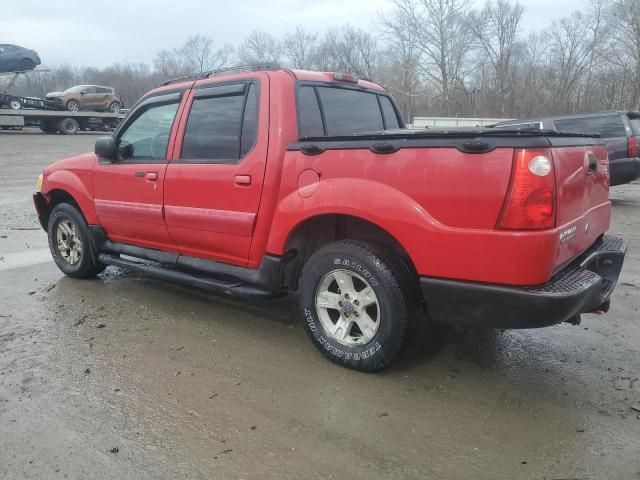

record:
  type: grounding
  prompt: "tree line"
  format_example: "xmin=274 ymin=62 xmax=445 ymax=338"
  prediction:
xmin=3 ymin=0 xmax=639 ymax=122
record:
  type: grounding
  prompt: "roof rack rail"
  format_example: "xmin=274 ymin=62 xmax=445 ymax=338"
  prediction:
xmin=161 ymin=63 xmax=281 ymax=86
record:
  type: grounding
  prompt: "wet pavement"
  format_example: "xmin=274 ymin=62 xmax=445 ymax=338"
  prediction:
xmin=1 ymin=130 xmax=639 ymax=479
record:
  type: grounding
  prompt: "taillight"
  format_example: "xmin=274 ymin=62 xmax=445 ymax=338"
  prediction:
xmin=628 ymin=136 xmax=638 ymax=157
xmin=497 ymin=149 xmax=556 ymax=230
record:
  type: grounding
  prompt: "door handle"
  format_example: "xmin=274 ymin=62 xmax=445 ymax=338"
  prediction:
xmin=235 ymin=175 xmax=251 ymax=186
xmin=135 ymin=171 xmax=158 ymax=181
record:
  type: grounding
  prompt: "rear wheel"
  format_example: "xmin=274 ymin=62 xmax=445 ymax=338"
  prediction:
xmin=298 ymin=240 xmax=418 ymax=372
xmin=9 ymin=98 xmax=22 ymax=110
xmin=108 ymin=101 xmax=121 ymax=113
xmin=47 ymin=203 xmax=106 ymax=278
xmin=57 ymin=118 xmax=79 ymax=135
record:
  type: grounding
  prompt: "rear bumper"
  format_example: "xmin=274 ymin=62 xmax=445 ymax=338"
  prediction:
xmin=610 ymin=157 xmax=640 ymax=186
xmin=420 ymin=234 xmax=627 ymax=328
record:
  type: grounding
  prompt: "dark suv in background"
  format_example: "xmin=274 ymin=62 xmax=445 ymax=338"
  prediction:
xmin=493 ymin=111 xmax=640 ymax=186
xmin=0 ymin=44 xmax=41 ymax=72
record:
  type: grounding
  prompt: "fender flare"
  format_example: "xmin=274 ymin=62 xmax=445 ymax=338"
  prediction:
xmin=265 ymin=178 xmax=442 ymax=262
xmin=43 ymin=170 xmax=98 ymax=224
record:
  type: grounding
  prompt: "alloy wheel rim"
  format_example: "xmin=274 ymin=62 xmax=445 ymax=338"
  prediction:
xmin=56 ymin=219 xmax=82 ymax=265
xmin=68 ymin=102 xmax=79 ymax=112
xmin=315 ymin=269 xmax=380 ymax=346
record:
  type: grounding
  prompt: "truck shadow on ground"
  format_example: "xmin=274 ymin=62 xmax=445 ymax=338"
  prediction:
xmin=59 ymin=267 xmax=518 ymax=374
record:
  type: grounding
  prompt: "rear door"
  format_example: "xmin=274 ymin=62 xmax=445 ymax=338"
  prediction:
xmin=95 ymin=87 xmax=112 ymax=110
xmin=163 ymin=75 xmax=268 ymax=265
xmin=93 ymin=91 xmax=184 ymax=250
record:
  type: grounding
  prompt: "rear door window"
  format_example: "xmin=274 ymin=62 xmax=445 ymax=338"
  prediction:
xmin=554 ymin=115 xmax=626 ymax=138
xmin=180 ymin=82 xmax=259 ymax=163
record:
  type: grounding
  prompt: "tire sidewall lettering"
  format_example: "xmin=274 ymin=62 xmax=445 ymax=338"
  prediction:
xmin=304 ymin=255 xmax=388 ymax=362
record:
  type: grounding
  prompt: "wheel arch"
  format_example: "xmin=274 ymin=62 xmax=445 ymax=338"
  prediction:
xmin=281 ymin=213 xmax=418 ymax=291
xmin=39 ymin=174 xmax=99 ymax=228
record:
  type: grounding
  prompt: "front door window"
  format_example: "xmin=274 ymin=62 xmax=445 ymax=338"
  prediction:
xmin=117 ymin=102 xmax=179 ymax=162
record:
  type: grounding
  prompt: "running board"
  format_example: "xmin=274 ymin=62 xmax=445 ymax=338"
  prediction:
xmin=98 ymin=253 xmax=280 ymax=299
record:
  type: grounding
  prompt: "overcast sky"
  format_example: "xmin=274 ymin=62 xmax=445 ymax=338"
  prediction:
xmin=1 ymin=0 xmax=582 ymax=68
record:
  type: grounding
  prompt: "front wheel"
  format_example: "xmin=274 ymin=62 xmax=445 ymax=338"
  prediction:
xmin=47 ymin=203 xmax=106 ymax=278
xmin=66 ymin=100 xmax=80 ymax=112
xmin=298 ymin=240 xmax=418 ymax=372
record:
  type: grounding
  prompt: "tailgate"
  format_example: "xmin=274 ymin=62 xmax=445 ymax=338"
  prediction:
xmin=552 ymin=144 xmax=610 ymax=268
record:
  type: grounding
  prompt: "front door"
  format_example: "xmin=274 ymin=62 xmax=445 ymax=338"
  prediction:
xmin=163 ymin=76 xmax=268 ymax=266
xmin=93 ymin=91 xmax=183 ymax=250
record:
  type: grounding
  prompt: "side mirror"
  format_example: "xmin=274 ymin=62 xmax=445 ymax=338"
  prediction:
xmin=80 ymin=91 xmax=87 ymax=95
xmin=95 ymin=136 xmax=117 ymax=161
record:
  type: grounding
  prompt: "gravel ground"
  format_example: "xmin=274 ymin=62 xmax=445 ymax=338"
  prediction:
xmin=1 ymin=129 xmax=639 ymax=480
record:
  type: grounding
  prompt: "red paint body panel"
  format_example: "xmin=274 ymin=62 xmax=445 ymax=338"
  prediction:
xmin=38 ymin=68 xmax=615 ymax=288
xmin=92 ymin=162 xmax=175 ymax=249
xmin=42 ymin=154 xmax=99 ymax=224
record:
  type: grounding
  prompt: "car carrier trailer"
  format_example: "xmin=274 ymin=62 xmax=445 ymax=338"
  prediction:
xmin=0 ymin=108 xmax=123 ymax=134
xmin=0 ymin=69 xmax=124 ymax=134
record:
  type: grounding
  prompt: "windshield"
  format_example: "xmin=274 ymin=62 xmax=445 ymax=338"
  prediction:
xmin=64 ymin=86 xmax=87 ymax=93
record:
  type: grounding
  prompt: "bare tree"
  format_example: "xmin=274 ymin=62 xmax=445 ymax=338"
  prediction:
xmin=282 ymin=26 xmax=318 ymax=69
xmin=468 ymin=0 xmax=525 ymax=116
xmin=384 ymin=0 xmax=474 ymax=115
xmin=546 ymin=12 xmax=599 ymax=112
xmin=153 ymin=35 xmax=233 ymax=79
xmin=238 ymin=30 xmax=282 ymax=65
xmin=314 ymin=26 xmax=380 ymax=79
xmin=609 ymin=0 xmax=640 ymax=109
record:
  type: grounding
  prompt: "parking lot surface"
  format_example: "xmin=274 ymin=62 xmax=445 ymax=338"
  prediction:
xmin=1 ymin=130 xmax=639 ymax=479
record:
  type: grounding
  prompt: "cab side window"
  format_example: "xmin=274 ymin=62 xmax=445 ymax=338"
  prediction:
xmin=116 ymin=100 xmax=179 ymax=162
xmin=180 ymin=82 xmax=259 ymax=163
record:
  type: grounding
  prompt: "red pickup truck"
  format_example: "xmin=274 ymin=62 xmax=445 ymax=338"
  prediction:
xmin=34 ymin=67 xmax=627 ymax=371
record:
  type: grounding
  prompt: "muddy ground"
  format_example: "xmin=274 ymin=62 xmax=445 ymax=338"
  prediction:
xmin=0 ymin=129 xmax=639 ymax=480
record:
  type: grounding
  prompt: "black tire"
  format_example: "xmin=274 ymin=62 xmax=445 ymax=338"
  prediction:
xmin=20 ymin=58 xmax=35 ymax=70
xmin=47 ymin=203 xmax=106 ymax=279
xmin=57 ymin=118 xmax=79 ymax=135
xmin=108 ymin=102 xmax=121 ymax=113
xmin=66 ymin=100 xmax=80 ymax=112
xmin=298 ymin=240 xmax=418 ymax=372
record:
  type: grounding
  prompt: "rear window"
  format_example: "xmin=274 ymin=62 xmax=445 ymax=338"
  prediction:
xmin=380 ymin=96 xmax=400 ymax=129
xmin=297 ymin=84 xmax=402 ymax=138
xmin=297 ymin=87 xmax=324 ymax=138
xmin=554 ymin=115 xmax=626 ymax=138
